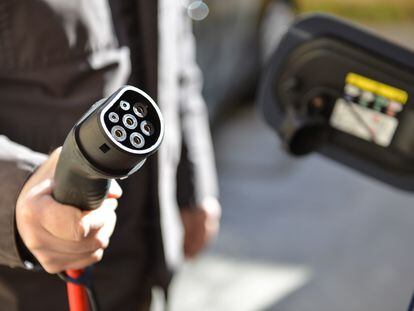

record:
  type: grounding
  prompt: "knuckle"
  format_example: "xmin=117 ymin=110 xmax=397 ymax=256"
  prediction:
xmin=96 ymin=237 xmax=109 ymax=249
xmin=82 ymin=238 xmax=103 ymax=253
xmin=89 ymin=239 xmax=100 ymax=250
xmin=91 ymin=250 xmax=104 ymax=262
xmin=94 ymin=237 xmax=109 ymax=250
xmin=72 ymin=219 xmax=86 ymax=242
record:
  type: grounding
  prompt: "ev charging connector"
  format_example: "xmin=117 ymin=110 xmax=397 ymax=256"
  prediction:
xmin=52 ymin=85 xmax=164 ymax=311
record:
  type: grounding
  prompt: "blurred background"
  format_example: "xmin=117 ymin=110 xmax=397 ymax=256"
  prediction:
xmin=168 ymin=1 xmax=414 ymax=310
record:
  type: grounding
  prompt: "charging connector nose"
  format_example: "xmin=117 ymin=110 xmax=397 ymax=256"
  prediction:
xmin=75 ymin=85 xmax=164 ymax=175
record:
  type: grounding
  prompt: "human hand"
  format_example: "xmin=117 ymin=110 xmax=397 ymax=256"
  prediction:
xmin=16 ymin=148 xmax=122 ymax=273
xmin=180 ymin=197 xmax=221 ymax=259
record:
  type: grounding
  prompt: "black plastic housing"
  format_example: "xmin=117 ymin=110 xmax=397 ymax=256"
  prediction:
xmin=53 ymin=86 xmax=164 ymax=210
xmin=259 ymin=14 xmax=414 ymax=191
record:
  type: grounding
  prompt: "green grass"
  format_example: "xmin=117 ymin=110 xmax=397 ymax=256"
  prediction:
xmin=298 ymin=1 xmax=414 ymax=22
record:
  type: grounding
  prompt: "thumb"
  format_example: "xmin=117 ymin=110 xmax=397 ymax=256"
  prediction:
xmin=107 ymin=180 xmax=122 ymax=199
xmin=80 ymin=198 xmax=118 ymax=236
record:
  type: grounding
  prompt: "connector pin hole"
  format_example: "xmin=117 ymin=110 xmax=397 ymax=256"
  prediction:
xmin=130 ymin=132 xmax=145 ymax=148
xmin=120 ymin=100 xmax=130 ymax=110
xmin=111 ymin=125 xmax=127 ymax=142
xmin=122 ymin=114 xmax=138 ymax=129
xmin=133 ymin=103 xmax=148 ymax=118
xmin=141 ymin=120 xmax=155 ymax=136
xmin=109 ymin=112 xmax=119 ymax=123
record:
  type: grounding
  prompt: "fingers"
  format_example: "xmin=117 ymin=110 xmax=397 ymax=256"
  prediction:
xmin=204 ymin=210 xmax=220 ymax=242
xmin=202 ymin=197 xmax=222 ymax=219
xmin=37 ymin=196 xmax=117 ymax=241
xmin=16 ymin=147 xmax=123 ymax=275
xmin=200 ymin=198 xmax=221 ymax=242
xmin=107 ymin=180 xmax=122 ymax=199
xmin=27 ymin=201 xmax=117 ymax=273
xmin=65 ymin=249 xmax=104 ymax=271
xmin=81 ymin=199 xmax=118 ymax=236
xmin=29 ymin=225 xmax=111 ymax=255
xmin=36 ymin=248 xmax=105 ymax=274
xmin=181 ymin=199 xmax=222 ymax=259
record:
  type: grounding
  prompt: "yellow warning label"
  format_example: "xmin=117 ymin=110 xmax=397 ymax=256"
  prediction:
xmin=346 ymin=73 xmax=408 ymax=104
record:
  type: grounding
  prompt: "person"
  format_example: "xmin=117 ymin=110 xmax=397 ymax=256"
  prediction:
xmin=0 ymin=0 xmax=220 ymax=310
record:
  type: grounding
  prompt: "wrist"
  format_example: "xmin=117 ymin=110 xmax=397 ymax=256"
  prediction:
xmin=14 ymin=222 xmax=41 ymax=271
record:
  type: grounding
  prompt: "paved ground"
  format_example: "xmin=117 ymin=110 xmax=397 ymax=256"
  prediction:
xmin=168 ymin=107 xmax=414 ymax=311
xmin=168 ymin=24 xmax=414 ymax=311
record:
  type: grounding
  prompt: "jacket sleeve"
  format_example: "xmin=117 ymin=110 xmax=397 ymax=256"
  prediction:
xmin=0 ymin=135 xmax=47 ymax=268
xmin=176 ymin=11 xmax=219 ymax=208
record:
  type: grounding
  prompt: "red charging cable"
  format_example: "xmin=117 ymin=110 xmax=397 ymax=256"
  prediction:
xmin=58 ymin=267 xmax=98 ymax=311
xmin=66 ymin=269 xmax=89 ymax=311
